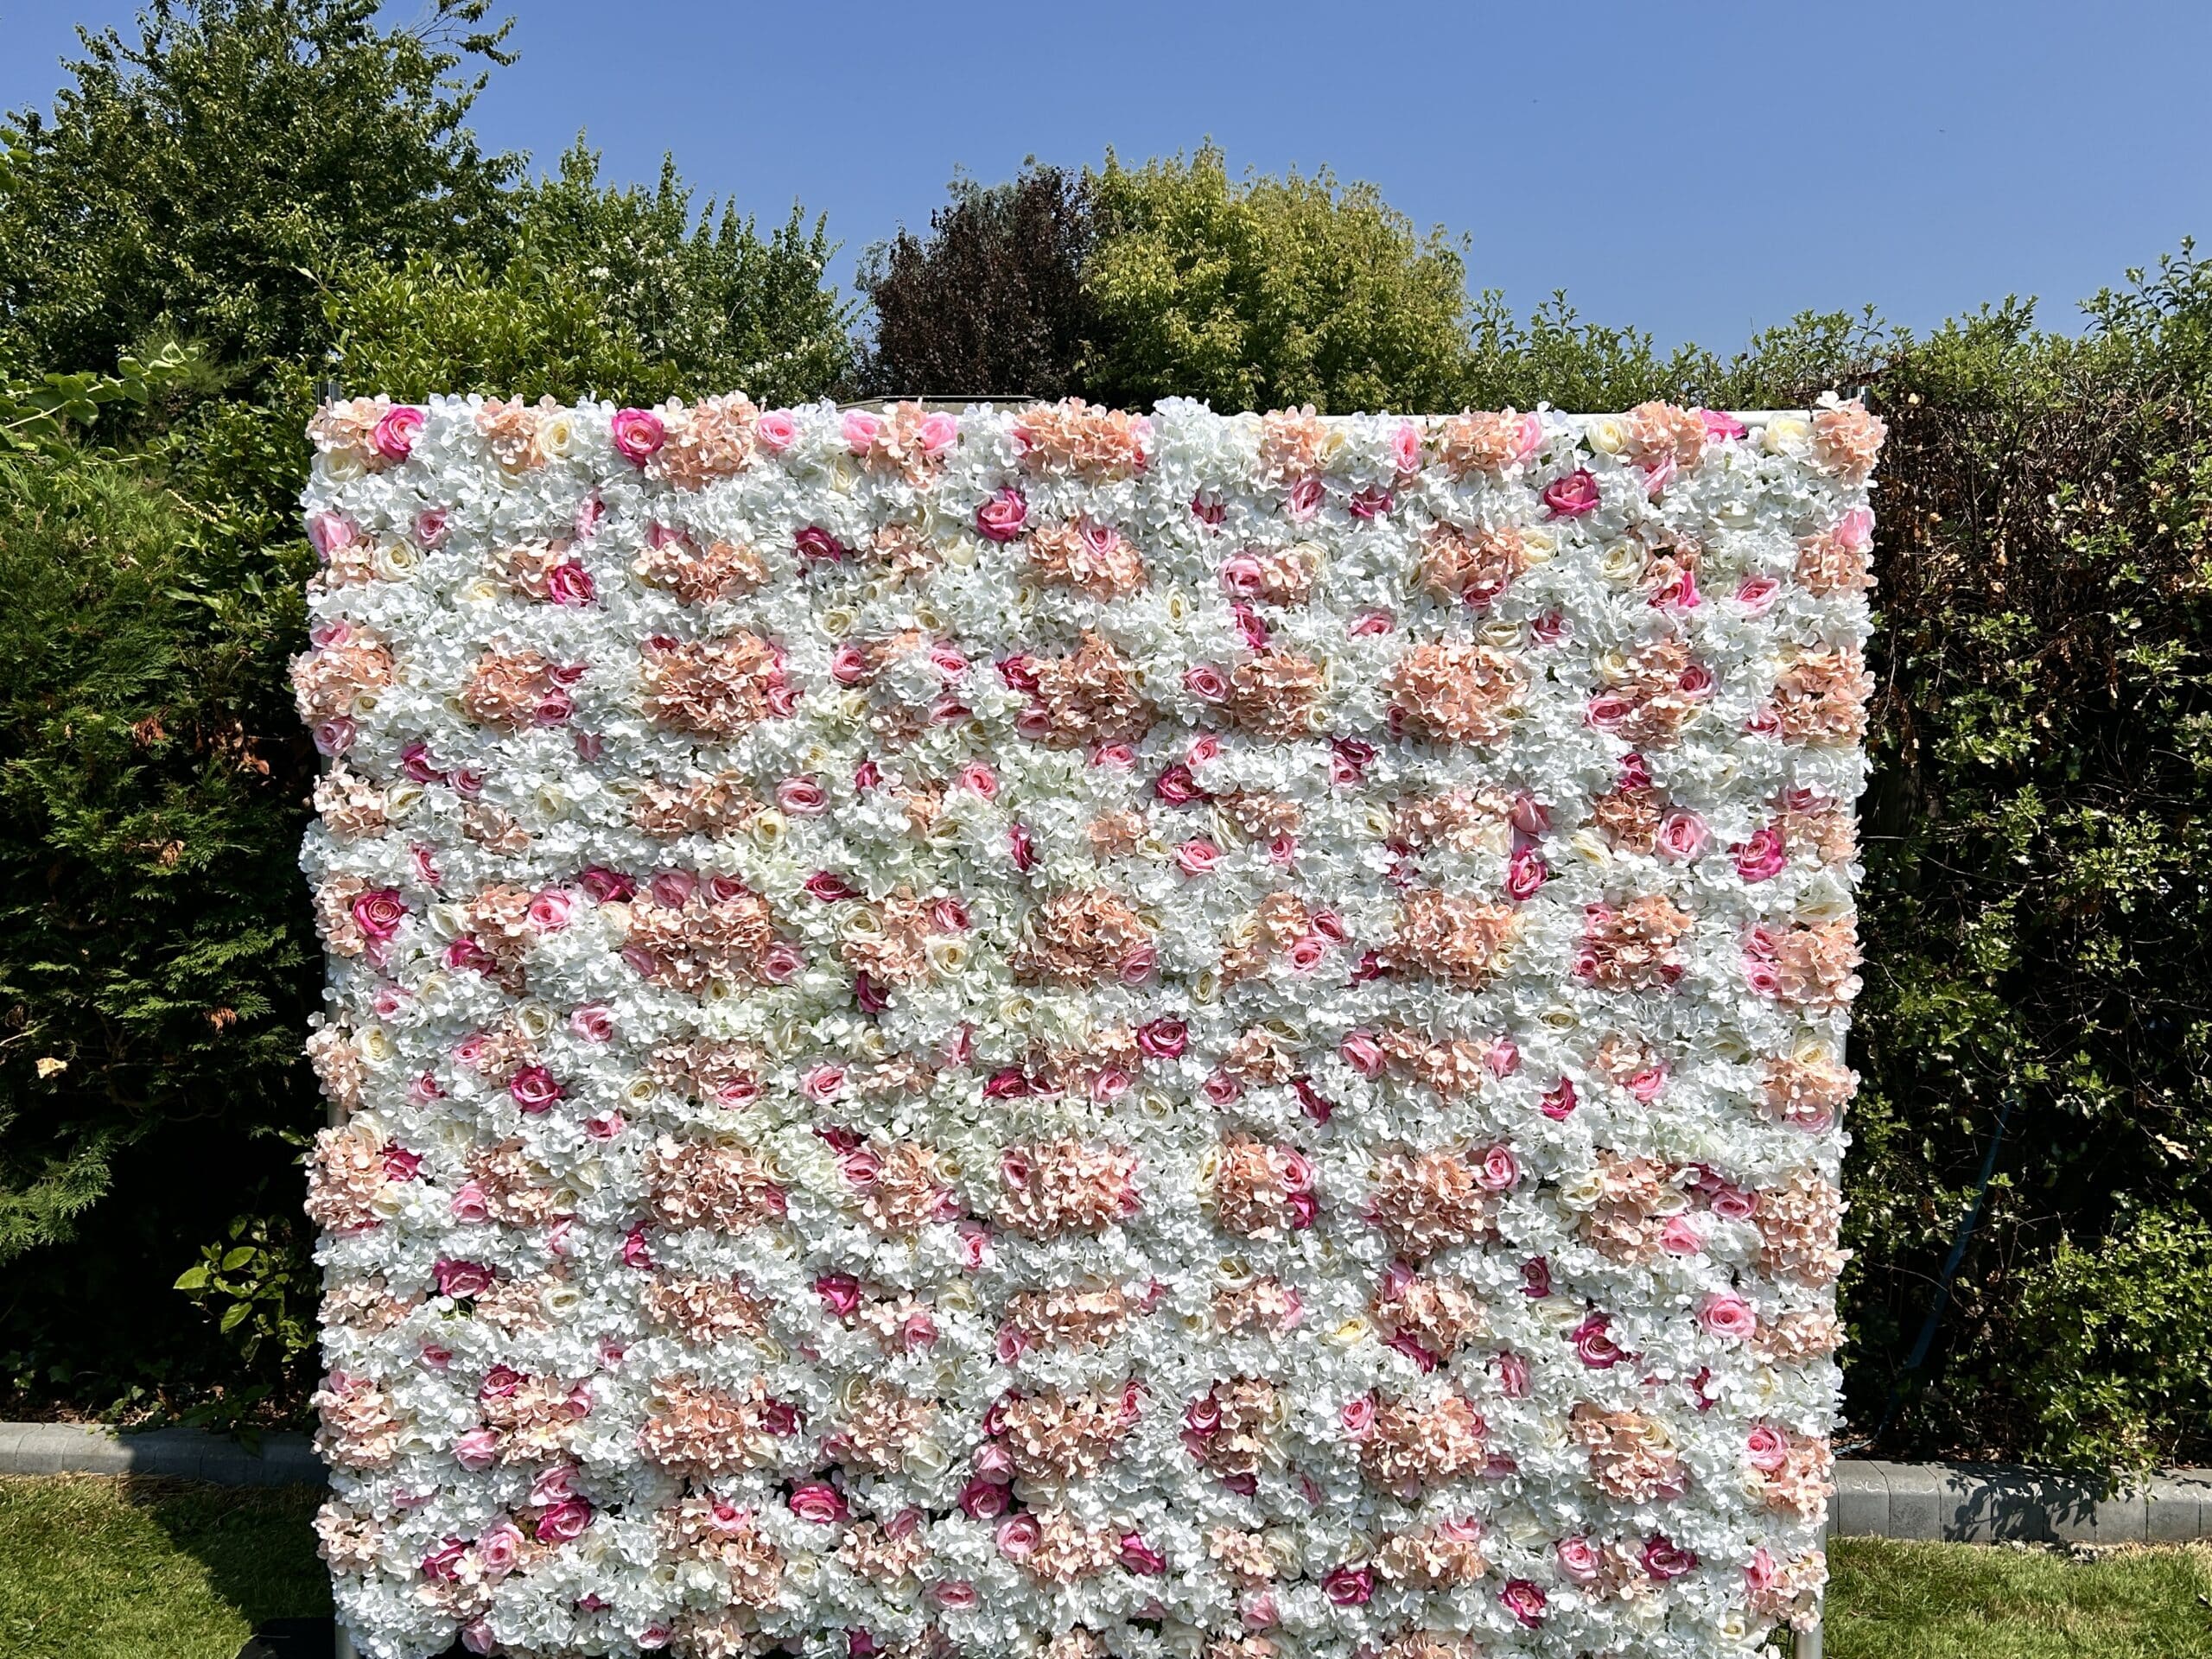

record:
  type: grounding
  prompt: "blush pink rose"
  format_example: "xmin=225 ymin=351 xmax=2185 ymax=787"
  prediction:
xmin=778 ymin=776 xmax=829 ymax=815
xmin=1700 ymin=1292 xmax=1758 ymax=1339
xmin=1176 ymin=838 xmax=1220 ymax=877
xmin=610 ymin=407 xmax=664 ymax=464
xmin=451 ymin=1427 xmax=499 ymax=1470
xmin=569 ymin=1004 xmax=615 ymax=1042
xmin=1656 ymin=810 xmax=1709 ymax=861
xmin=756 ymin=410 xmax=798 ymax=451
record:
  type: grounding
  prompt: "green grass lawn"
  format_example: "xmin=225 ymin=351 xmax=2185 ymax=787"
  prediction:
xmin=7 ymin=1476 xmax=2212 ymax=1659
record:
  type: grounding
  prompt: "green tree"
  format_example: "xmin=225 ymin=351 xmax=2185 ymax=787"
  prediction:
xmin=0 ymin=0 xmax=518 ymax=388
xmin=1079 ymin=145 xmax=1473 ymax=414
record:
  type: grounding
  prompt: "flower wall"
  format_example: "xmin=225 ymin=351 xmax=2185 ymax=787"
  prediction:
xmin=295 ymin=391 xmax=1882 ymax=1659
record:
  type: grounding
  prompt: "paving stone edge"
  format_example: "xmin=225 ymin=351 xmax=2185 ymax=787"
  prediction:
xmin=3 ymin=1427 xmax=2207 ymax=1543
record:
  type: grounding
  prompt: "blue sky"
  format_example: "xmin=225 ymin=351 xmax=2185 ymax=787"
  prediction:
xmin=5 ymin=1 xmax=2210 ymax=352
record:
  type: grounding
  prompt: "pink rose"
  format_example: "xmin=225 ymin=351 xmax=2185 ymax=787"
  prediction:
xmin=305 ymin=511 xmax=356 ymax=557
xmin=1478 ymin=1145 xmax=1519 ymax=1192
xmin=1500 ymin=1580 xmax=1548 ymax=1627
xmin=958 ymin=1477 xmax=1009 ymax=1519
xmin=350 ymin=888 xmax=406 ymax=940
xmin=1191 ymin=491 xmax=1226 ymax=525
xmin=609 ymin=407 xmax=664 ymax=464
xmin=1286 ymin=935 xmax=1328 ymax=974
xmin=1338 ymin=1395 xmax=1376 ymax=1437
xmin=1746 ymin=1424 xmax=1790 ymax=1471
xmin=1735 ymin=575 xmax=1782 ymax=614
xmin=842 ymin=410 xmax=883 ymax=453
xmin=995 ymin=1514 xmax=1040 ymax=1558
xmin=579 ymin=865 xmax=634 ymax=903
xmin=778 ymin=776 xmax=829 ymax=815
xmin=1008 ymin=823 xmax=1036 ymax=871
xmin=510 ymin=1067 xmax=563 ymax=1112
xmin=450 ymin=1181 xmax=488 ymax=1224
xmin=1733 ymin=826 xmax=1788 ymax=882
xmin=1504 ymin=847 xmax=1548 ymax=901
xmin=1348 ymin=484 xmax=1394 ymax=520
xmin=1390 ymin=421 xmax=1423 ymax=473
xmin=757 ymin=410 xmax=798 ymax=451
xmin=650 ymin=869 xmax=697 ymax=908
xmin=1572 ymin=1313 xmax=1623 ymax=1369
xmin=1700 ymin=1292 xmax=1758 ymax=1339
xmin=804 ymin=1065 xmax=847 ymax=1104
xmin=1339 ymin=1031 xmax=1386 ymax=1077
xmin=1219 ymin=553 xmax=1266 ymax=595
xmin=933 ymin=1580 xmax=979 ymax=1610
xmin=1183 ymin=664 xmax=1230 ymax=702
xmin=1497 ymin=1348 xmax=1532 ymax=1397
xmin=528 ymin=888 xmax=573 ymax=932
xmin=789 ymin=1483 xmax=849 ymax=1525
xmin=1286 ymin=476 xmax=1325 ymax=520
xmin=1541 ymin=469 xmax=1599 ymax=518
xmin=452 ymin=1427 xmax=500 ymax=1470
xmin=920 ymin=410 xmax=958 ymax=452
xmin=1661 ymin=1214 xmax=1707 ymax=1255
xmin=1176 ymin=838 xmax=1220 ymax=877
xmin=1700 ymin=408 xmax=1749 ymax=442
xmin=958 ymin=761 xmax=998 ymax=798
xmin=1657 ymin=809 xmax=1709 ymax=861
xmin=815 ymin=1273 xmax=862 ymax=1316
xmin=569 ymin=1003 xmax=615 ymax=1042
xmin=572 ymin=492 xmax=604 ymax=543
xmin=586 ymin=1111 xmax=625 ymax=1141
xmin=372 ymin=405 xmax=423 ymax=462
xmin=1555 ymin=1535 xmax=1603 ymax=1582
xmin=1346 ymin=607 xmax=1395 ymax=637
xmin=976 ymin=487 xmax=1028 ymax=543
xmin=1541 ymin=1077 xmax=1578 ymax=1120
xmin=415 ymin=508 xmax=451 ymax=549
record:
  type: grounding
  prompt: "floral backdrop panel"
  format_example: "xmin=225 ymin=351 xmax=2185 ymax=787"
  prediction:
xmin=296 ymin=391 xmax=1882 ymax=1659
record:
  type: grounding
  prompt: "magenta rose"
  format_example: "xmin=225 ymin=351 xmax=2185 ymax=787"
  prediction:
xmin=1500 ymin=1580 xmax=1548 ymax=1627
xmin=433 ymin=1257 xmax=495 ymax=1299
xmin=1118 ymin=1533 xmax=1167 ymax=1575
xmin=794 ymin=525 xmax=847 ymax=564
xmin=545 ymin=561 xmax=595 ymax=607
xmin=350 ymin=888 xmax=406 ymax=940
xmin=372 ymin=404 xmax=423 ymax=462
xmin=1641 ymin=1535 xmax=1699 ymax=1580
xmin=975 ymin=486 xmax=1028 ymax=543
xmin=534 ymin=1497 xmax=594 ymax=1544
xmin=1541 ymin=468 xmax=1600 ymax=517
xmin=1137 ymin=1017 xmax=1188 ymax=1060
xmin=610 ymin=407 xmax=664 ymax=464
xmin=509 ymin=1066 xmax=563 ymax=1113
xmin=1323 ymin=1565 xmax=1374 ymax=1606
xmin=1733 ymin=826 xmax=1789 ymax=882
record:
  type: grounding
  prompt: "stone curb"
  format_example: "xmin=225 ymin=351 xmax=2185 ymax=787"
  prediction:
xmin=2 ymin=1429 xmax=2208 ymax=1543
xmin=1826 ymin=1460 xmax=2212 ymax=1543
xmin=0 ymin=1422 xmax=321 ymax=1487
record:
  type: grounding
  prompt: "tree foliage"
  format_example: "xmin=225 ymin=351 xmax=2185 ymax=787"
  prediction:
xmin=1079 ymin=145 xmax=1473 ymax=414
xmin=856 ymin=165 xmax=1099 ymax=400
xmin=0 ymin=0 xmax=519 ymax=386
